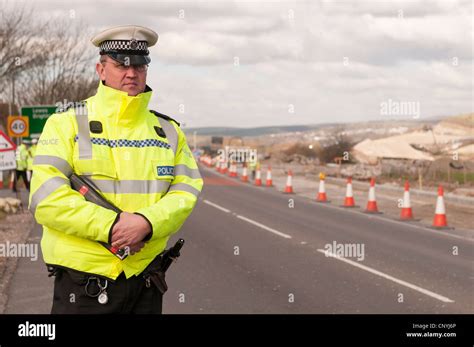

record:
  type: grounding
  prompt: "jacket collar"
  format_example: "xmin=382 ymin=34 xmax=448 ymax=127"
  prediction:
xmin=91 ymin=81 xmax=153 ymax=127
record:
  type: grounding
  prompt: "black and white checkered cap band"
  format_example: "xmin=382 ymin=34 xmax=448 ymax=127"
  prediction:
xmin=100 ymin=40 xmax=148 ymax=54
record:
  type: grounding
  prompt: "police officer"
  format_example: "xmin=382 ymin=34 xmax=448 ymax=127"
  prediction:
xmin=29 ymin=25 xmax=203 ymax=314
xmin=13 ymin=139 xmax=30 ymax=192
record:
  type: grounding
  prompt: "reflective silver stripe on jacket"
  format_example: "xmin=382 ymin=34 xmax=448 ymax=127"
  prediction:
xmin=29 ymin=176 xmax=69 ymax=214
xmin=33 ymin=155 xmax=73 ymax=177
xmin=159 ymin=119 xmax=178 ymax=155
xmin=174 ymin=164 xmax=202 ymax=179
xmin=168 ymin=183 xmax=201 ymax=198
xmin=75 ymin=102 xmax=92 ymax=160
xmin=83 ymin=178 xmax=171 ymax=195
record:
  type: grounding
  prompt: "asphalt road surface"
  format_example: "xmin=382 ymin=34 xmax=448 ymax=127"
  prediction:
xmin=163 ymin=164 xmax=473 ymax=314
xmin=3 ymin=164 xmax=473 ymax=314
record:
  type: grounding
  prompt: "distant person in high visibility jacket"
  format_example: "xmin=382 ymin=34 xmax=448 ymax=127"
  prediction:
xmin=13 ymin=140 xmax=30 ymax=192
xmin=249 ymin=160 xmax=257 ymax=180
xmin=29 ymin=25 xmax=203 ymax=314
xmin=26 ymin=138 xmax=38 ymax=183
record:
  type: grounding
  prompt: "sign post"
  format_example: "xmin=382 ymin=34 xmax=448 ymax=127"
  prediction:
xmin=7 ymin=116 xmax=29 ymax=138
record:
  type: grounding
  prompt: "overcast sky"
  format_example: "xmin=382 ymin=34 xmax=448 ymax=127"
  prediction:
xmin=6 ymin=0 xmax=473 ymax=128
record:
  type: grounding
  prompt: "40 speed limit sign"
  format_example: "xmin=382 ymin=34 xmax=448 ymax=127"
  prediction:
xmin=7 ymin=116 xmax=29 ymax=138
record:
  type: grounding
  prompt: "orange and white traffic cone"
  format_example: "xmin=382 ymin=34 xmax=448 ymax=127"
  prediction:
xmin=241 ymin=165 xmax=249 ymax=182
xmin=365 ymin=177 xmax=381 ymax=213
xmin=228 ymin=162 xmax=234 ymax=177
xmin=342 ymin=177 xmax=357 ymax=207
xmin=284 ymin=170 xmax=294 ymax=193
xmin=400 ymin=181 xmax=415 ymax=220
xmin=0 ymin=171 xmax=3 ymax=189
xmin=215 ymin=161 xmax=221 ymax=172
xmin=254 ymin=167 xmax=262 ymax=186
xmin=266 ymin=166 xmax=273 ymax=187
xmin=316 ymin=172 xmax=330 ymax=202
xmin=231 ymin=163 xmax=239 ymax=178
xmin=433 ymin=185 xmax=450 ymax=229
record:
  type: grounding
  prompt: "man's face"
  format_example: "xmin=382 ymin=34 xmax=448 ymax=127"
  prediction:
xmin=96 ymin=56 xmax=147 ymax=96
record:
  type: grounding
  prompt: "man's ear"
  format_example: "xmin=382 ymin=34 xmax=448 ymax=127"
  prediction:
xmin=96 ymin=62 xmax=106 ymax=81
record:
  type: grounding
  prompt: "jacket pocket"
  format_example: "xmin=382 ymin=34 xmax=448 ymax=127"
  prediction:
xmin=73 ymin=157 xmax=117 ymax=179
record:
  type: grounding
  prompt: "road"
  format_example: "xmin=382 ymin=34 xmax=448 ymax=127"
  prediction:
xmin=3 ymin=164 xmax=473 ymax=314
xmin=163 ymin=164 xmax=473 ymax=313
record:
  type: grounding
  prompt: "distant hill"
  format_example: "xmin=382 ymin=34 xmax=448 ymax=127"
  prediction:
xmin=182 ymin=117 xmax=436 ymax=137
xmin=183 ymin=125 xmax=329 ymax=137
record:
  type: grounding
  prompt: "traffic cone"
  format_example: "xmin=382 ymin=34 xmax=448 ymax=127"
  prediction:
xmin=229 ymin=162 xmax=237 ymax=177
xmin=400 ymin=181 xmax=415 ymax=220
xmin=432 ymin=185 xmax=450 ymax=229
xmin=215 ymin=161 xmax=221 ymax=172
xmin=266 ymin=166 xmax=273 ymax=187
xmin=241 ymin=165 xmax=249 ymax=182
xmin=316 ymin=172 xmax=330 ymax=202
xmin=222 ymin=162 xmax=228 ymax=174
xmin=255 ymin=167 xmax=262 ymax=186
xmin=284 ymin=170 xmax=294 ymax=193
xmin=365 ymin=177 xmax=381 ymax=213
xmin=0 ymin=171 xmax=3 ymax=189
xmin=341 ymin=177 xmax=357 ymax=207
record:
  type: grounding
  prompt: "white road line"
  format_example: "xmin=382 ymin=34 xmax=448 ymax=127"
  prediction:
xmin=203 ymin=200 xmax=231 ymax=213
xmin=316 ymin=249 xmax=455 ymax=303
xmin=202 ymin=198 xmax=292 ymax=239
xmin=236 ymin=215 xmax=292 ymax=239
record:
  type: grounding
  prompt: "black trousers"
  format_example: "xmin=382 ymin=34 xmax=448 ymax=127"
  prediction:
xmin=51 ymin=269 xmax=163 ymax=314
xmin=13 ymin=170 xmax=30 ymax=192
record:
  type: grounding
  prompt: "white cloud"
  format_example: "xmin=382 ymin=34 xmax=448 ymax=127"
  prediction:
xmin=6 ymin=0 xmax=473 ymax=127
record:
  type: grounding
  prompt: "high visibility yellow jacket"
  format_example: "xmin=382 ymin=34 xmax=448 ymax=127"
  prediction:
xmin=27 ymin=144 xmax=37 ymax=171
xmin=29 ymin=82 xmax=203 ymax=280
xmin=16 ymin=144 xmax=29 ymax=171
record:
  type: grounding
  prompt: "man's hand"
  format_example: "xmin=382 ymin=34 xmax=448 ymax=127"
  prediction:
xmin=128 ymin=241 xmax=145 ymax=255
xmin=111 ymin=212 xmax=151 ymax=250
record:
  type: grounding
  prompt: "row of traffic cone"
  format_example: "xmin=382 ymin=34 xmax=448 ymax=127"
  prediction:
xmin=211 ymin=160 xmax=450 ymax=230
xmin=316 ymin=175 xmax=450 ymax=229
xmin=241 ymin=165 xmax=277 ymax=188
xmin=214 ymin=161 xmax=287 ymax=191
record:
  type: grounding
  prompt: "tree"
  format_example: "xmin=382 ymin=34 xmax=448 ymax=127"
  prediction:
xmin=1 ymin=3 xmax=98 ymax=113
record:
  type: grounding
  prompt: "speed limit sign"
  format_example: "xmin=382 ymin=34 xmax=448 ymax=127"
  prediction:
xmin=7 ymin=116 xmax=29 ymax=137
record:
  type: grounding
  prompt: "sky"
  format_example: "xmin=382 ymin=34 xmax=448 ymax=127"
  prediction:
xmin=4 ymin=0 xmax=473 ymax=128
